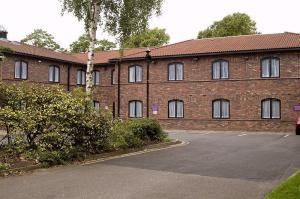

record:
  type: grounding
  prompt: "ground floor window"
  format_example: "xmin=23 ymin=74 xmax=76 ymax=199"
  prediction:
xmin=213 ymin=99 xmax=230 ymax=119
xmin=262 ymin=98 xmax=280 ymax=119
xmin=93 ymin=100 xmax=100 ymax=111
xmin=168 ymin=100 xmax=184 ymax=118
xmin=129 ymin=100 xmax=143 ymax=118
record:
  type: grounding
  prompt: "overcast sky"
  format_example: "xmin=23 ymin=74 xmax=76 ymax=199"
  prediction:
xmin=1 ymin=0 xmax=300 ymax=49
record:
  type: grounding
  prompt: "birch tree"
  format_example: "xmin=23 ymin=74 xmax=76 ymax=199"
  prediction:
xmin=60 ymin=0 xmax=163 ymax=101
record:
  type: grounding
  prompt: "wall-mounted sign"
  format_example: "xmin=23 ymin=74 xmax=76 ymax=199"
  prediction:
xmin=152 ymin=104 xmax=159 ymax=115
xmin=294 ymin=104 xmax=300 ymax=111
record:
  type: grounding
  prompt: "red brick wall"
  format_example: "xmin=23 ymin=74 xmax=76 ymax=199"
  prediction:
xmin=1 ymin=52 xmax=300 ymax=132
xmin=118 ymin=52 xmax=300 ymax=132
xmin=0 ymin=54 xmax=117 ymax=115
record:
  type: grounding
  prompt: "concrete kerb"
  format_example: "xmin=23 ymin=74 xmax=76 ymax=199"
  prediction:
xmin=0 ymin=140 xmax=187 ymax=176
xmin=165 ymin=129 xmax=295 ymax=136
xmin=82 ymin=140 xmax=188 ymax=166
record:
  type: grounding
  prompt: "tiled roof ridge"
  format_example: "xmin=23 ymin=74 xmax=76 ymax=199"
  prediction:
xmin=72 ymin=46 xmax=149 ymax=55
xmin=120 ymin=39 xmax=195 ymax=59
xmin=193 ymin=32 xmax=297 ymax=41
xmin=0 ymin=39 xmax=73 ymax=55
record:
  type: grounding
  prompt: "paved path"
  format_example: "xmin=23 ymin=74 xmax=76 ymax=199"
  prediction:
xmin=1 ymin=132 xmax=300 ymax=199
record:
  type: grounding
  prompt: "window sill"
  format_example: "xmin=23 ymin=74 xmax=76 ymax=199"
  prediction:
xmin=13 ymin=78 xmax=27 ymax=81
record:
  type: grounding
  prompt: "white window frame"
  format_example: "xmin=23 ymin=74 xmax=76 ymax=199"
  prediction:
xmin=93 ymin=100 xmax=100 ymax=111
xmin=213 ymin=99 xmax=230 ymax=119
xmin=49 ymin=65 xmax=60 ymax=83
xmin=77 ymin=69 xmax=86 ymax=85
xmin=261 ymin=57 xmax=280 ymax=78
xmin=212 ymin=60 xmax=229 ymax=80
xmin=93 ymin=70 xmax=100 ymax=86
xmin=14 ymin=61 xmax=27 ymax=80
xmin=168 ymin=63 xmax=184 ymax=81
xmin=129 ymin=65 xmax=142 ymax=83
xmin=129 ymin=100 xmax=143 ymax=118
xmin=168 ymin=100 xmax=184 ymax=118
xmin=261 ymin=98 xmax=281 ymax=119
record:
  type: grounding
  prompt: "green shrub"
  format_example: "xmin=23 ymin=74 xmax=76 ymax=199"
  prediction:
xmin=108 ymin=118 xmax=166 ymax=150
xmin=0 ymin=163 xmax=10 ymax=171
xmin=0 ymin=83 xmax=167 ymax=166
xmin=127 ymin=118 xmax=166 ymax=142
xmin=0 ymin=83 xmax=113 ymax=164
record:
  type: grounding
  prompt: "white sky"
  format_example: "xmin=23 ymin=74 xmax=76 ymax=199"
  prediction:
xmin=1 ymin=0 xmax=300 ymax=48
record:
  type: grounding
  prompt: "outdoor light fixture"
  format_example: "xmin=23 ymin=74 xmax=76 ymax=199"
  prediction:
xmin=145 ymin=47 xmax=151 ymax=62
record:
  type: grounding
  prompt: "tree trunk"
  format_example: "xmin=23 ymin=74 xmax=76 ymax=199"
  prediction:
xmin=86 ymin=2 xmax=101 ymax=102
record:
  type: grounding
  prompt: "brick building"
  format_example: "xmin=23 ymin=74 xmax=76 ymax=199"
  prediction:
xmin=0 ymin=29 xmax=300 ymax=132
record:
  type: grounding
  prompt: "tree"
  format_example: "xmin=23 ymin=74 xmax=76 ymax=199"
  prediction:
xmin=21 ymin=29 xmax=61 ymax=50
xmin=60 ymin=0 xmax=163 ymax=99
xmin=69 ymin=34 xmax=116 ymax=53
xmin=197 ymin=13 xmax=258 ymax=39
xmin=123 ymin=28 xmax=169 ymax=48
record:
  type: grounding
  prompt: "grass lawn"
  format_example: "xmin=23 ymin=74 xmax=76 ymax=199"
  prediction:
xmin=265 ymin=171 xmax=300 ymax=199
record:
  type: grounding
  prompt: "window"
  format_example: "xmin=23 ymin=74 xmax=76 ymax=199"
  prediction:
xmin=168 ymin=100 xmax=184 ymax=118
xmin=93 ymin=100 xmax=100 ymax=111
xmin=111 ymin=69 xmax=117 ymax=85
xmin=14 ymin=61 xmax=27 ymax=79
xmin=93 ymin=70 xmax=100 ymax=85
xmin=212 ymin=60 xmax=229 ymax=79
xmin=168 ymin=63 xmax=183 ymax=81
xmin=129 ymin=101 xmax=143 ymax=118
xmin=213 ymin=99 xmax=230 ymax=119
xmin=129 ymin=65 xmax=142 ymax=83
xmin=77 ymin=69 xmax=86 ymax=85
xmin=49 ymin=65 xmax=60 ymax=83
xmin=262 ymin=98 xmax=281 ymax=119
xmin=261 ymin=58 xmax=280 ymax=78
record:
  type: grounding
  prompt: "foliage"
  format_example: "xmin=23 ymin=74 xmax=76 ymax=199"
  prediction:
xmin=21 ymin=29 xmax=61 ymax=50
xmin=60 ymin=0 xmax=163 ymax=45
xmin=123 ymin=28 xmax=170 ymax=48
xmin=69 ymin=34 xmax=116 ymax=53
xmin=197 ymin=12 xmax=258 ymax=39
xmin=0 ymin=163 xmax=10 ymax=171
xmin=0 ymin=83 xmax=167 ymax=166
xmin=0 ymin=46 xmax=13 ymax=54
xmin=0 ymin=83 xmax=112 ymax=165
xmin=108 ymin=118 xmax=167 ymax=149
xmin=265 ymin=171 xmax=300 ymax=199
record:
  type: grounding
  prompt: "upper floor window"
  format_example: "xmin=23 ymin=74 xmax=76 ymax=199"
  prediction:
xmin=168 ymin=100 xmax=184 ymax=118
xmin=168 ymin=63 xmax=183 ymax=81
xmin=262 ymin=98 xmax=281 ymax=119
xmin=111 ymin=69 xmax=117 ymax=85
xmin=14 ymin=61 xmax=27 ymax=80
xmin=129 ymin=65 xmax=142 ymax=83
xmin=93 ymin=70 xmax=100 ymax=86
xmin=93 ymin=100 xmax=100 ymax=111
xmin=77 ymin=69 xmax=86 ymax=85
xmin=49 ymin=65 xmax=60 ymax=83
xmin=212 ymin=60 xmax=229 ymax=79
xmin=261 ymin=58 xmax=280 ymax=78
xmin=213 ymin=99 xmax=230 ymax=119
xmin=129 ymin=100 xmax=143 ymax=118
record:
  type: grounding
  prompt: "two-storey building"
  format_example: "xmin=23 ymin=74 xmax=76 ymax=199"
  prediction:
xmin=1 ymin=28 xmax=299 ymax=132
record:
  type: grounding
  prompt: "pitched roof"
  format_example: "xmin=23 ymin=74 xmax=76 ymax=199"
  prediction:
xmin=0 ymin=39 xmax=82 ymax=64
xmin=73 ymin=47 xmax=147 ymax=65
xmin=122 ymin=32 xmax=300 ymax=60
xmin=1 ymin=33 xmax=300 ymax=65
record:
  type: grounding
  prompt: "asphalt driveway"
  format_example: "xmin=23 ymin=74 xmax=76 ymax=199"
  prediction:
xmin=1 ymin=131 xmax=300 ymax=199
